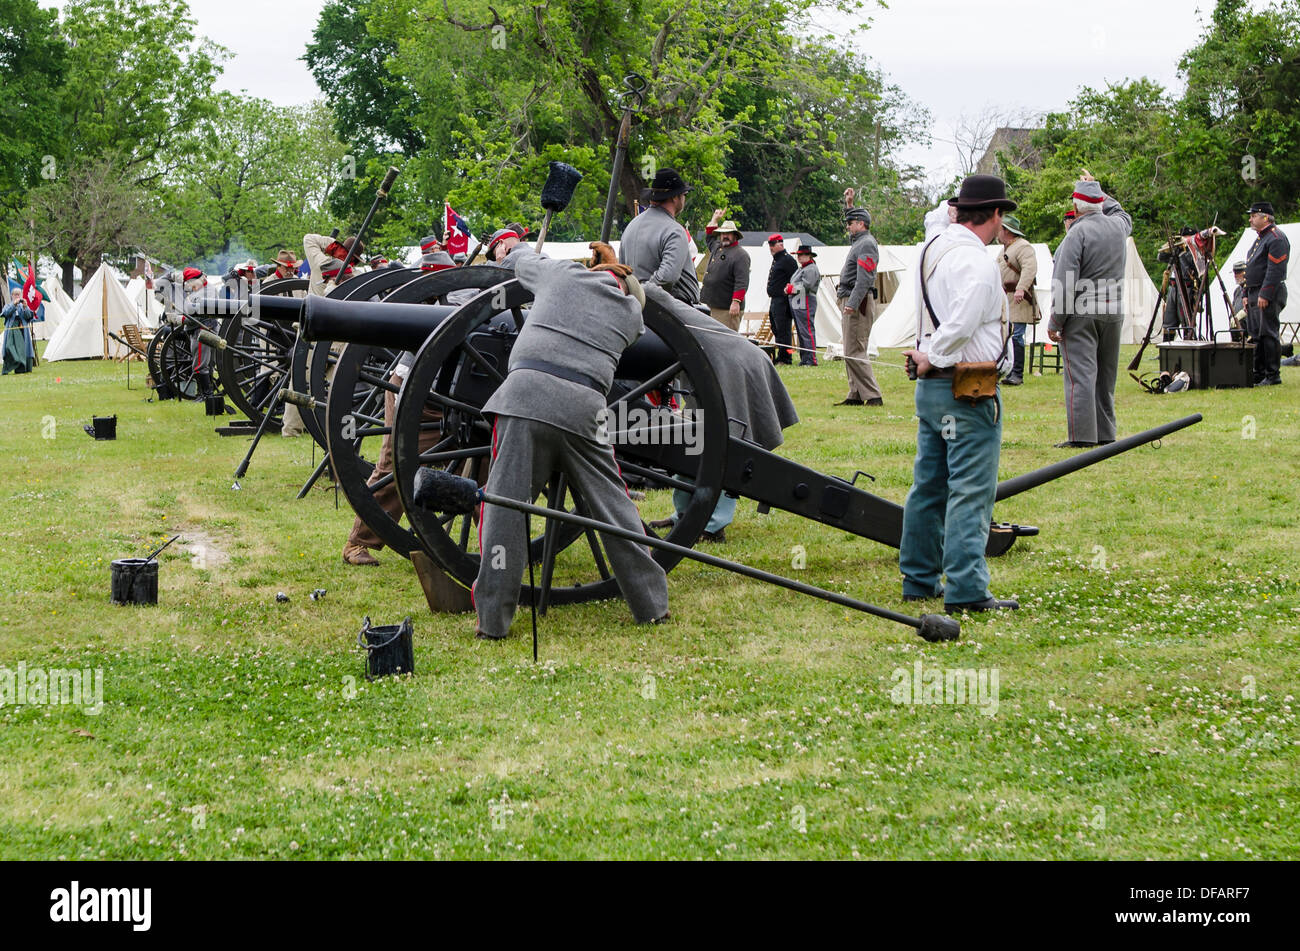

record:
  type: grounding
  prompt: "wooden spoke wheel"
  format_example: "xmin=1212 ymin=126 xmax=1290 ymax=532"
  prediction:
xmin=323 ymin=267 xmax=518 ymax=558
xmin=391 ymin=279 xmax=728 ymax=606
xmin=159 ymin=323 xmax=205 ymax=401
xmin=146 ymin=325 xmax=174 ymax=399
xmin=215 ymin=278 xmax=307 ymax=426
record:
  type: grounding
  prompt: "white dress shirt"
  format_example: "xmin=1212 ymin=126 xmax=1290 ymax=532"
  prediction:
xmin=914 ymin=222 xmax=1011 ymax=372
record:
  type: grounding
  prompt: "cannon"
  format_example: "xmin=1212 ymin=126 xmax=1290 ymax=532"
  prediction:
xmin=269 ymin=270 xmax=1202 ymax=612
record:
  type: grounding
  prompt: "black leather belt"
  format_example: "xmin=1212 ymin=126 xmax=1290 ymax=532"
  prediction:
xmin=511 ymin=358 xmax=606 ymax=395
xmin=921 ymin=367 xmax=955 ymax=379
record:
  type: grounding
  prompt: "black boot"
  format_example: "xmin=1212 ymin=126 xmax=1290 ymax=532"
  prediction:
xmin=1004 ymin=339 xmax=1025 ymax=385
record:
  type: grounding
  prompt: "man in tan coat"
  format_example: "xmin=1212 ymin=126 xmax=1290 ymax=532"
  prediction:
xmin=997 ymin=214 xmax=1036 ymax=386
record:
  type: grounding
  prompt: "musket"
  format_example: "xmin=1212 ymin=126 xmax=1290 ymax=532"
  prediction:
xmin=1128 ymin=266 xmax=1170 ymax=372
xmin=599 ymin=74 xmax=647 ymax=243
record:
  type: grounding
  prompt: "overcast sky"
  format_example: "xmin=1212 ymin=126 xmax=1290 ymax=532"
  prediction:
xmin=64 ymin=0 xmax=1219 ymax=182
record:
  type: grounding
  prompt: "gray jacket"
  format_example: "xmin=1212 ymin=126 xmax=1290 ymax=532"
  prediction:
xmin=1050 ymin=195 xmax=1133 ymax=327
xmin=700 ymin=231 xmax=750 ymax=310
xmin=838 ymin=230 xmax=879 ymax=312
xmin=786 ymin=261 xmax=820 ymax=312
xmin=483 ymin=245 xmax=644 ymax=439
xmin=618 ymin=204 xmax=700 ymax=305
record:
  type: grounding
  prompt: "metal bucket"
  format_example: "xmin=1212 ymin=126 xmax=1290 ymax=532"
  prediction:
xmin=358 ymin=616 xmax=414 ymax=680
xmin=111 ymin=558 xmax=158 ymax=605
xmin=87 ymin=415 xmax=117 ymax=440
xmin=204 ymin=395 xmax=226 ymax=416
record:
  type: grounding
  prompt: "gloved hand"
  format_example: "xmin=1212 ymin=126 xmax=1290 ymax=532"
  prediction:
xmin=587 ymin=241 xmax=632 ymax=278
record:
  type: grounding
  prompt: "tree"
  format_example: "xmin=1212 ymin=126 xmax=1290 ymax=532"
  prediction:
xmin=0 ymin=0 xmax=67 ymax=266
xmin=153 ymin=96 xmax=351 ymax=270
xmin=24 ymin=155 xmax=158 ymax=277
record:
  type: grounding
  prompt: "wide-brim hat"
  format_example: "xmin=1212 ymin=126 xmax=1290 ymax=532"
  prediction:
xmin=1248 ymin=201 xmax=1275 ymax=216
xmin=714 ymin=220 xmax=742 ymax=236
xmin=949 ymin=174 xmax=1017 ymax=211
xmin=275 ymin=250 xmax=299 ymax=266
xmin=1002 ymin=214 xmax=1025 ymax=237
xmin=794 ymin=242 xmax=817 ymax=257
xmin=640 ymin=167 xmax=692 ymax=203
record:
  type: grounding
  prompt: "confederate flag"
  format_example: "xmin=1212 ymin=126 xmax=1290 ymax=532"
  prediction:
xmin=444 ymin=202 xmax=472 ymax=257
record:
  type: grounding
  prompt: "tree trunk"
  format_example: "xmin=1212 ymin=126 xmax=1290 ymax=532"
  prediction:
xmin=62 ymin=257 xmax=76 ymax=297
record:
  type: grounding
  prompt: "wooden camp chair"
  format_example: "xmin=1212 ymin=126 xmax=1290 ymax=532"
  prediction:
xmin=117 ymin=324 xmax=145 ymax=362
xmin=743 ymin=312 xmax=780 ymax=363
xmin=1029 ymin=321 xmax=1061 ymax=375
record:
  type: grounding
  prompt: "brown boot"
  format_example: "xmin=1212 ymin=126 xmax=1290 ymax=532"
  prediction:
xmin=342 ymin=545 xmax=380 ymax=566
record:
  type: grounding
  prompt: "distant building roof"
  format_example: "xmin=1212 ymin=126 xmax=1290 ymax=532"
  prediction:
xmin=977 ymin=128 xmax=1042 ymax=177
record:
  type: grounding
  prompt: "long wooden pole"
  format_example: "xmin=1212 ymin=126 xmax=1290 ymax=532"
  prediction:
xmin=101 ymin=262 xmax=108 ymax=359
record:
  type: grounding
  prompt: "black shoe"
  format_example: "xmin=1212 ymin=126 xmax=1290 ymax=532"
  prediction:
xmin=865 ymin=398 xmax=884 ymax=406
xmin=700 ymin=528 xmax=726 ymax=543
xmin=648 ymin=517 xmax=676 ymax=530
xmin=836 ymin=397 xmax=864 ymax=406
xmin=1255 ymin=376 xmax=1282 ymax=386
xmin=1054 ymin=440 xmax=1096 ymax=449
xmin=1002 ymin=374 xmax=1023 ymax=386
xmin=649 ymin=612 xmax=671 ymax=625
xmin=903 ymin=592 xmax=942 ymax=603
xmin=475 ymin=629 xmax=508 ymax=640
xmin=945 ymin=597 xmax=1019 ymax=615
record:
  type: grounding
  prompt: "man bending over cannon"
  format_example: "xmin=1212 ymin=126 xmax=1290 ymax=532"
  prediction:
xmin=472 ymin=241 xmax=670 ymax=639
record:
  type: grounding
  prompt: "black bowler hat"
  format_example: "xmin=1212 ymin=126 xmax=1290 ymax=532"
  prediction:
xmin=640 ymin=167 xmax=692 ymax=202
xmin=947 ymin=174 xmax=1017 ymax=212
xmin=1248 ymin=200 xmax=1275 ymax=216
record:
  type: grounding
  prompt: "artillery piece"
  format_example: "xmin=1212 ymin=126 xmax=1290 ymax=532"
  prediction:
xmin=194 ymin=270 xmax=1200 ymax=615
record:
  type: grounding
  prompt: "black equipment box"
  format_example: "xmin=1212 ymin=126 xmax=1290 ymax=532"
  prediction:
xmin=1157 ymin=338 xmax=1254 ymax=389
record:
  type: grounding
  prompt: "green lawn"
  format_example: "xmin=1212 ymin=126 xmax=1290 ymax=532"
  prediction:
xmin=0 ymin=343 xmax=1296 ymax=859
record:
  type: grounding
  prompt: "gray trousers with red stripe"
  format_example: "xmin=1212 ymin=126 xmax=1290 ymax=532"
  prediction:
xmin=472 ymin=414 xmax=668 ymax=638
xmin=1060 ymin=315 xmax=1121 ymax=444
xmin=793 ymin=295 xmax=818 ymax=365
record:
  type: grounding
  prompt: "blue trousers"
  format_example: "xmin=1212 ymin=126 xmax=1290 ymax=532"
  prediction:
xmin=671 ymin=488 xmax=737 ymax=533
xmin=899 ymin=379 xmax=1002 ymax=603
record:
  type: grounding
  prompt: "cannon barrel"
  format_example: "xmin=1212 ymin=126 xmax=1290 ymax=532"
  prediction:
xmin=299 ymin=294 xmax=678 ymax=380
xmin=994 ymin=413 xmax=1202 ymax=502
xmin=186 ymin=294 xmax=304 ymax=322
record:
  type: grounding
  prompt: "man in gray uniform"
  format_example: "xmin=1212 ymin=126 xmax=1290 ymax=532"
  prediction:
xmin=837 ymin=205 xmax=883 ymax=406
xmin=473 ymin=242 xmax=669 ymax=639
xmin=619 ymin=167 xmax=700 ymax=305
xmin=1047 ymin=175 xmax=1132 ymax=447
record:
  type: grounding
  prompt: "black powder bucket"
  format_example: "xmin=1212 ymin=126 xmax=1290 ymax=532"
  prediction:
xmin=358 ymin=616 xmax=415 ymax=680
xmin=110 ymin=558 xmax=158 ymax=605
xmin=85 ymin=415 xmax=117 ymax=440
xmin=204 ymin=395 xmax=226 ymax=416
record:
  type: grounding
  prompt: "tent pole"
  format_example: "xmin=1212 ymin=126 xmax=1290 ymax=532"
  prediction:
xmin=100 ymin=263 xmax=108 ymax=359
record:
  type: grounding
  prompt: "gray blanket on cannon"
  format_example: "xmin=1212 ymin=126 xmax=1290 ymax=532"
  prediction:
xmin=644 ymin=284 xmax=799 ymax=450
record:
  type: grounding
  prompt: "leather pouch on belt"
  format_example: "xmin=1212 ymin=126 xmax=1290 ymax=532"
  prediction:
xmin=952 ymin=361 xmax=999 ymax=403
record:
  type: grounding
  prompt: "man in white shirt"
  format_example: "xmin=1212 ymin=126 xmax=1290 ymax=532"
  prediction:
xmin=901 ymin=174 xmax=1018 ymax=614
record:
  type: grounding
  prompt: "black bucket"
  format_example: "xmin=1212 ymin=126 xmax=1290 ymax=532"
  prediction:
xmin=111 ymin=558 xmax=158 ymax=605
xmin=204 ymin=395 xmax=226 ymax=416
xmin=358 ymin=616 xmax=414 ymax=680
xmin=86 ymin=415 xmax=117 ymax=440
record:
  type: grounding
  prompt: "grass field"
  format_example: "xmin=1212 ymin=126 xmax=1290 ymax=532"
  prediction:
xmin=1 ymin=341 xmax=1296 ymax=860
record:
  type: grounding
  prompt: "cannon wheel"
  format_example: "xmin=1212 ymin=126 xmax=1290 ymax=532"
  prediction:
xmin=146 ymin=326 xmax=172 ymax=398
xmin=216 ymin=278 xmax=308 ymax=426
xmin=391 ymin=279 xmax=729 ymax=606
xmin=324 ymin=267 xmax=516 ymax=556
xmin=159 ymin=323 xmax=205 ymax=401
xmin=292 ymin=267 xmax=424 ymax=452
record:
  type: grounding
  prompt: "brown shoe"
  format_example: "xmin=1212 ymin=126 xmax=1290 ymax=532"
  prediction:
xmin=342 ymin=545 xmax=380 ymax=566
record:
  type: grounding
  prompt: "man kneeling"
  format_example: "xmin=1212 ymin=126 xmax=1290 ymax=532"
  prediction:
xmin=473 ymin=241 xmax=669 ymax=639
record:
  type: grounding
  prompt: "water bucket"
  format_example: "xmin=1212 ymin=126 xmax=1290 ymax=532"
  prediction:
xmin=358 ymin=616 xmax=414 ymax=680
xmin=111 ymin=558 xmax=158 ymax=605
xmin=205 ymin=395 xmax=226 ymax=416
xmin=86 ymin=415 xmax=117 ymax=440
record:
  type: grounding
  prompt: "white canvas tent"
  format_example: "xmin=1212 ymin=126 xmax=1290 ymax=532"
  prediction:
xmin=124 ymin=276 xmax=164 ymax=330
xmin=1207 ymin=223 xmax=1300 ymax=334
xmin=43 ymin=263 xmax=144 ymax=361
xmin=29 ymin=296 xmax=67 ymax=341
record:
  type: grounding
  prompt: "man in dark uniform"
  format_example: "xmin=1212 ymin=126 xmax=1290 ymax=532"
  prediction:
xmin=1243 ymin=201 xmax=1290 ymax=386
xmin=765 ymin=234 xmax=797 ymax=364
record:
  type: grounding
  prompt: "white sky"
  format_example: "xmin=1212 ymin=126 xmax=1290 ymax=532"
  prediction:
xmin=56 ymin=0 xmax=1222 ymax=183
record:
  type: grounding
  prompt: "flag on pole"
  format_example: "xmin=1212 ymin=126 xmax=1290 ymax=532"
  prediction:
xmin=21 ymin=258 xmax=42 ymax=312
xmin=444 ymin=202 xmax=473 ymax=257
